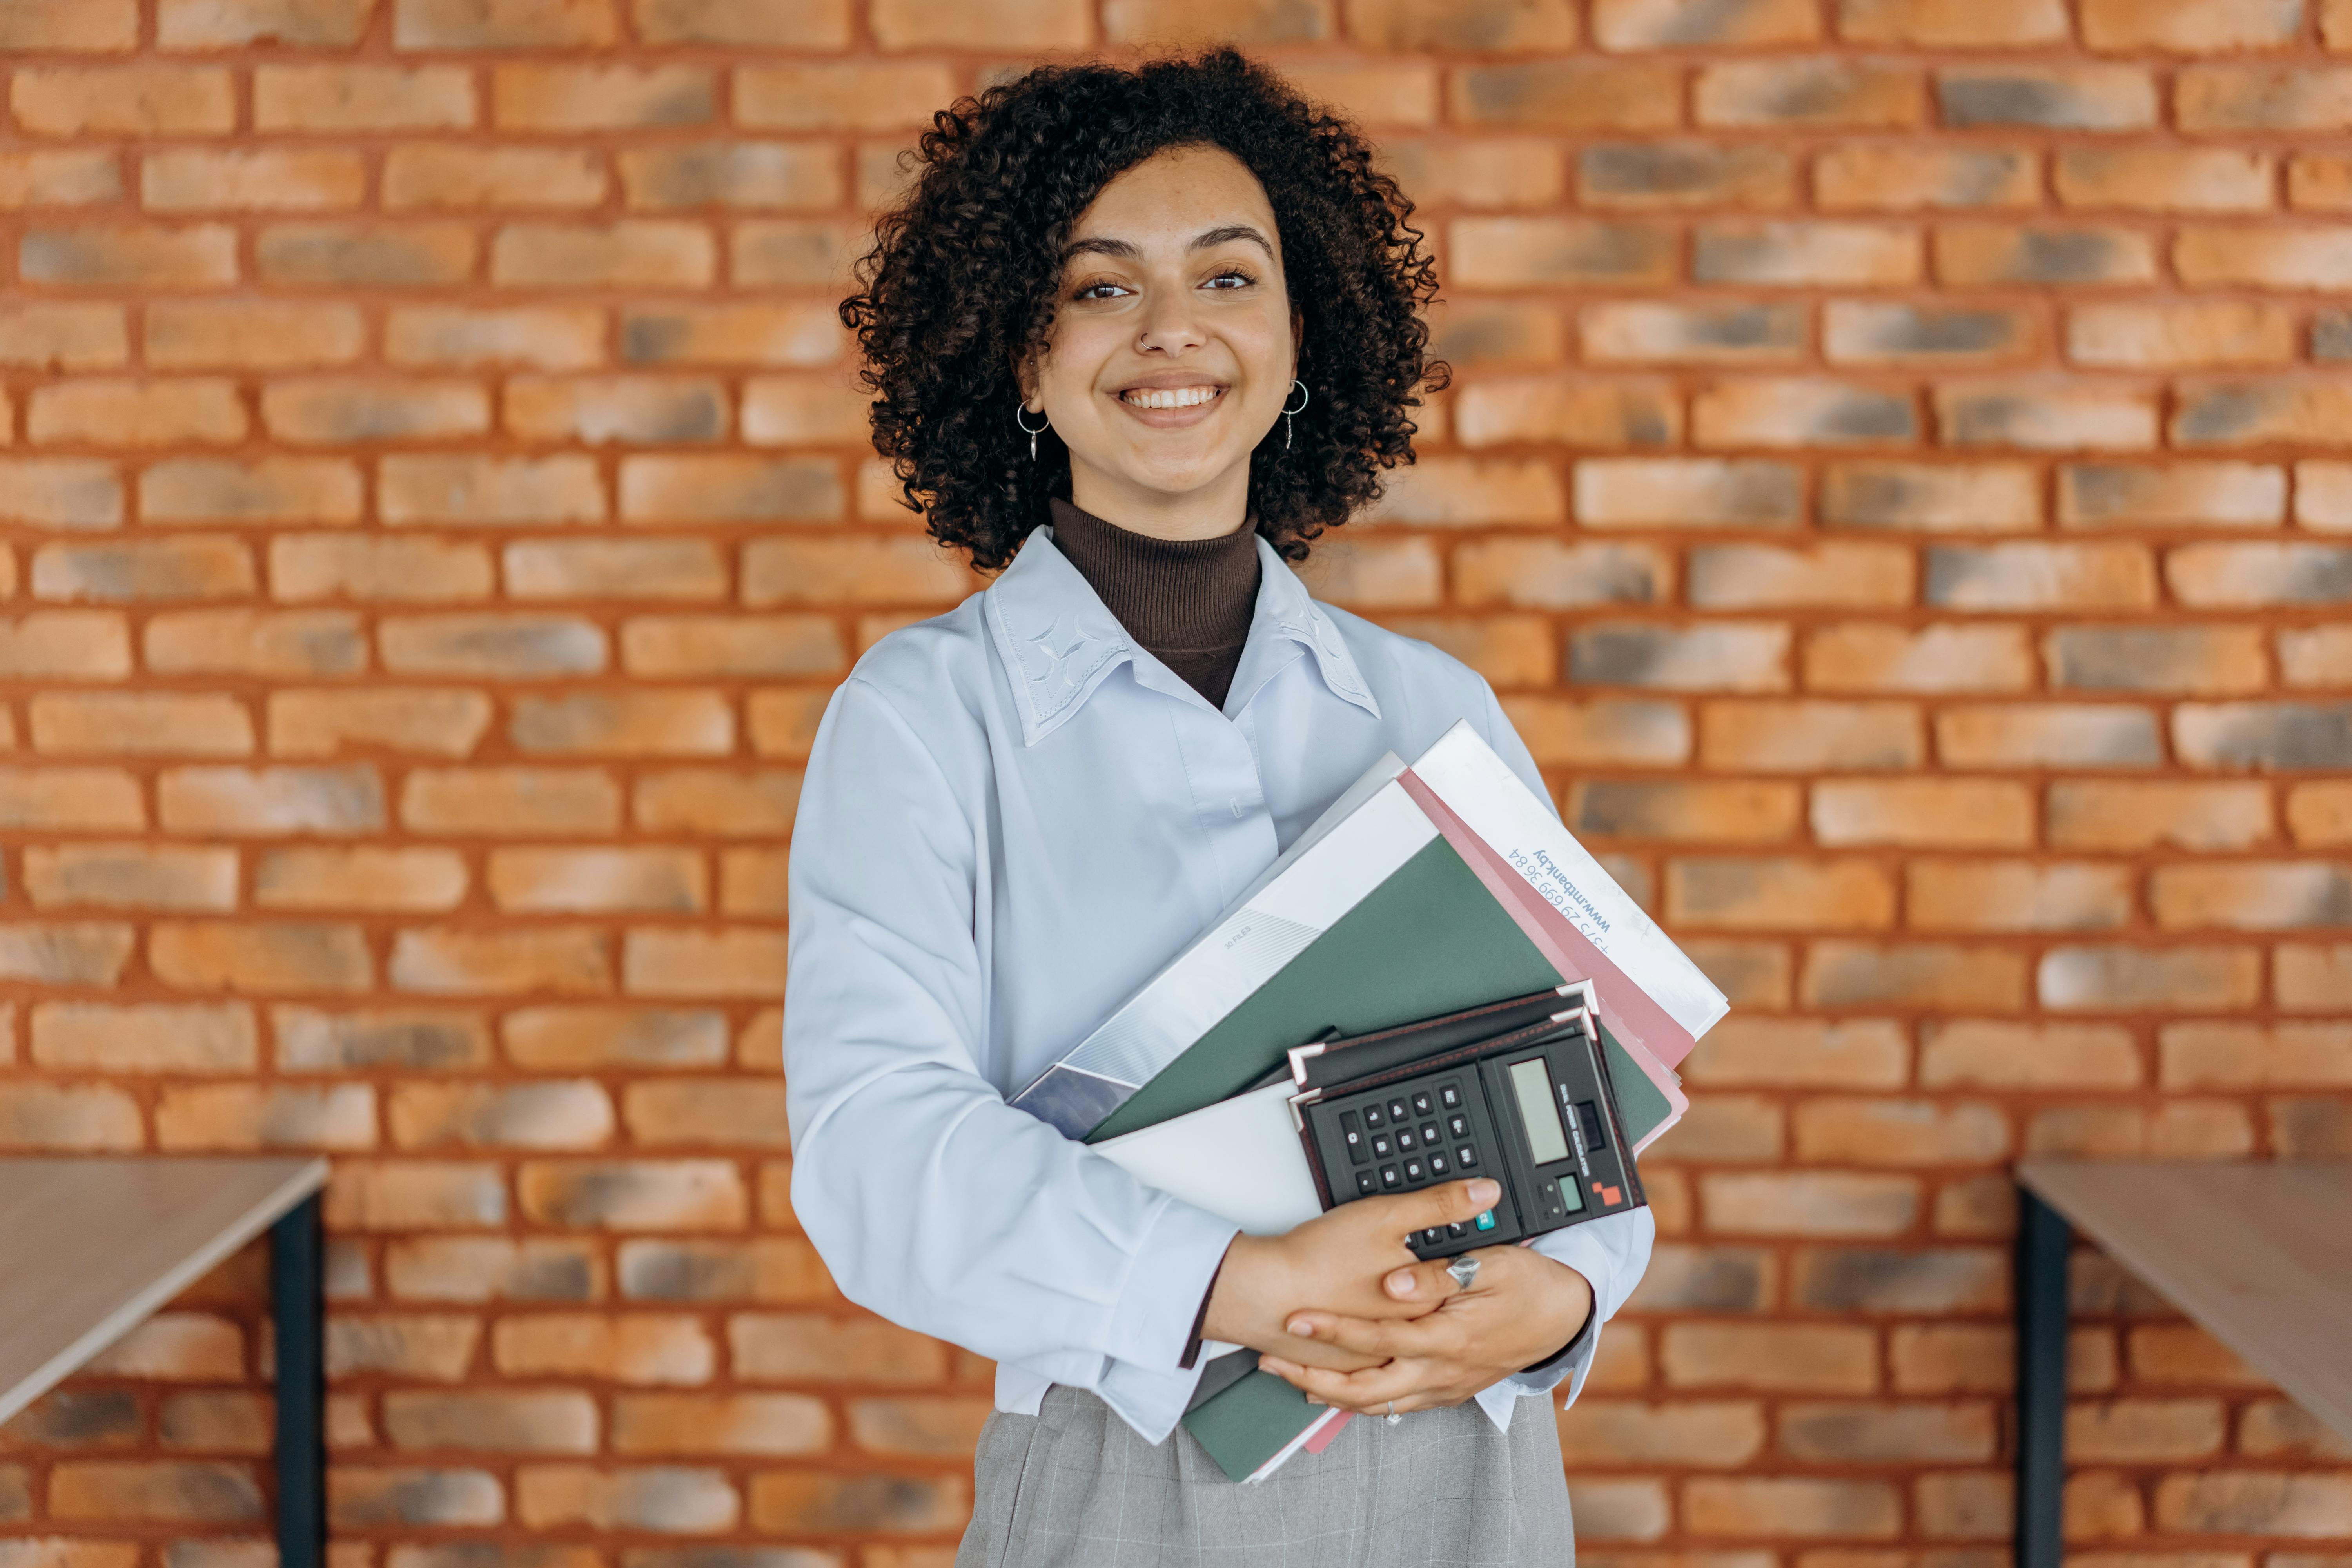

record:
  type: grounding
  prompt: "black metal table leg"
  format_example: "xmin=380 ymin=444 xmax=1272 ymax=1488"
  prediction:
xmin=2017 ymin=1185 xmax=2070 ymax=1568
xmin=272 ymin=1192 xmax=324 ymax=1568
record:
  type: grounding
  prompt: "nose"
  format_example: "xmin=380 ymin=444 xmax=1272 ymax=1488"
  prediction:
xmin=1134 ymin=284 xmax=1206 ymax=356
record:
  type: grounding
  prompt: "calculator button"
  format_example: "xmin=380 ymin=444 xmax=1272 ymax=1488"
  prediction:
xmin=1446 ymin=1221 xmax=1468 ymax=1238
xmin=1388 ymin=1099 xmax=1409 ymax=1122
xmin=1475 ymin=1210 xmax=1497 ymax=1231
xmin=1379 ymin=1165 xmax=1402 ymax=1190
xmin=1370 ymin=1134 xmax=1394 ymax=1159
xmin=1403 ymin=1158 xmax=1425 ymax=1183
xmin=1411 ymin=1091 xmax=1433 ymax=1116
xmin=1421 ymin=1227 xmax=1444 ymax=1247
xmin=1457 ymin=1144 xmax=1478 ymax=1167
xmin=1446 ymin=1113 xmax=1469 ymax=1139
xmin=1395 ymin=1127 xmax=1417 ymax=1152
xmin=1428 ymin=1152 xmax=1449 ymax=1176
xmin=1339 ymin=1111 xmax=1367 ymax=1165
xmin=1419 ymin=1122 xmax=1440 ymax=1144
xmin=1362 ymin=1105 xmax=1386 ymax=1130
xmin=1438 ymin=1082 xmax=1462 ymax=1109
xmin=1355 ymin=1169 xmax=1377 ymax=1196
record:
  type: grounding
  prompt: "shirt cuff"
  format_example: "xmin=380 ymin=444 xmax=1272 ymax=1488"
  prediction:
xmin=1102 ymin=1195 xmax=1241 ymax=1375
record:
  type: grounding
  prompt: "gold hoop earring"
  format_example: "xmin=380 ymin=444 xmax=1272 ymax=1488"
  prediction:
xmin=1282 ymin=379 xmax=1310 ymax=450
xmin=1014 ymin=397 xmax=1049 ymax=462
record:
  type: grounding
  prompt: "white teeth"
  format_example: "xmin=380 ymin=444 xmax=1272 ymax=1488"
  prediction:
xmin=1122 ymin=385 xmax=1220 ymax=409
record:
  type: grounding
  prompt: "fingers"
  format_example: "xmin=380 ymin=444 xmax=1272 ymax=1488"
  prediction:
xmin=1380 ymin=1176 xmax=1501 ymax=1237
xmin=1284 ymin=1310 xmax=1409 ymax=1359
xmin=1257 ymin=1354 xmax=1425 ymax=1413
xmin=1381 ymin=1255 xmax=1469 ymax=1305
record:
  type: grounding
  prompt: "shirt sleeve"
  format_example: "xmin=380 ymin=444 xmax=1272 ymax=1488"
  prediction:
xmin=1471 ymin=675 xmax=1657 ymax=1410
xmin=783 ymin=676 xmax=1240 ymax=1426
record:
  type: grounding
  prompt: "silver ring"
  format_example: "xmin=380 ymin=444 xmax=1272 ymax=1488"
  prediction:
xmin=1446 ymin=1254 xmax=1481 ymax=1291
xmin=1385 ymin=1399 xmax=1401 ymax=1425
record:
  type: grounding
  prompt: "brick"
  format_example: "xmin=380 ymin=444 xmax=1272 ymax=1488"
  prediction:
xmin=633 ymin=0 xmax=848 ymax=42
xmin=719 ymin=849 xmax=792 ymax=915
xmin=1502 ymin=697 xmax=1691 ymax=766
xmin=1577 ymin=459 xmax=1801 ymax=528
xmin=2057 ymin=149 xmax=2274 ymax=216
xmin=277 ymin=1007 xmax=490 ymax=1075
xmin=506 ymin=693 xmax=730 ymax=757
xmin=23 ymin=844 xmax=234 ymax=911
xmin=0 ymin=611 xmax=131 ymax=681
xmin=256 ymin=224 xmax=475 ymax=287
xmin=617 ymin=1238 xmax=827 ymax=1304
xmin=1582 ymin=303 xmax=1804 ymax=367
xmin=2181 ymin=65 xmax=2352 ymax=131
xmin=143 ymin=149 xmax=366 ymax=214
xmin=262 ymin=379 xmax=488 ymax=446
xmin=387 ymin=306 xmax=605 ymax=370
xmin=390 ymin=1082 xmax=614 ymax=1151
xmin=1811 ymin=779 xmax=2033 ymax=849
xmin=2050 ymin=781 xmax=2273 ymax=852
xmin=622 ymin=456 xmax=842 ymax=524
xmin=615 ymin=144 xmax=838 ymax=214
xmin=2066 ymin=302 xmax=2296 ymax=371
xmin=622 ymin=1082 xmax=791 ymax=1147
xmin=2154 ymin=1475 xmax=2352 ymax=1537
xmin=1780 ymin=1402 xmax=1997 ymax=1464
xmin=1925 ymin=543 xmax=2156 ymax=611
xmin=2291 ymin=152 xmax=2352 ymax=209
xmin=254 ymin=64 xmax=474 ymax=131
xmin=621 ymin=929 xmax=789 ymax=998
xmin=1690 ymin=1477 xmax=1902 ymax=1539
xmin=0 ymin=459 xmax=123 ymax=528
xmin=2164 ymin=1022 xmax=2352 ymax=1092
xmin=1570 ymin=622 xmax=1789 ymax=693
xmin=1666 ymin=858 xmax=1895 ymax=931
xmin=142 ymin=457 xmax=364 ymax=525
xmin=1922 ymin=1021 xmax=2140 ymax=1088
xmin=2321 ymin=315 xmax=2352 ymax=363
xmin=35 ymin=538 xmax=256 ymax=602
xmin=401 ymin=768 xmax=619 ymax=835
xmin=156 ymin=1083 xmax=377 ymax=1152
xmin=2039 ymin=945 xmax=2262 ymax=1012
xmin=13 ymin=67 xmax=232 ymax=136
xmin=493 ymin=63 xmax=712 ymax=130
xmin=271 ymin=535 xmax=494 ymax=603
xmin=0 ymin=305 xmax=125 ymax=378
xmin=492 ymin=1317 xmax=715 ymax=1386
xmin=2243 ymin=1396 xmax=2352 ymax=1457
xmin=31 ymin=693 xmax=252 ymax=756
xmin=518 ymin=1161 xmax=744 ymax=1230
xmin=1360 ymin=458 xmax=1565 ymax=527
xmin=1697 ymin=61 xmax=1924 ymax=128
xmin=491 ymin=222 xmax=713 ymax=289
xmin=388 ymin=927 xmax=610 ymax=995
xmin=394 ymin=0 xmax=617 ymax=47
xmin=1428 ymin=302 xmax=1565 ymax=369
xmin=1452 ymin=60 xmax=1682 ymax=131
xmin=1451 ymin=379 xmax=1679 ymax=456
xmin=731 ymin=219 xmax=871 ymax=292
xmin=1826 ymin=304 xmax=2039 ymax=368
xmin=0 ymin=770 xmax=140 ymax=832
xmin=1936 ymin=225 xmax=2156 ymax=287
xmin=159 ymin=0 xmax=374 ymax=46
xmin=1936 ymin=66 xmax=2155 ymax=129
xmin=505 ymin=542 xmax=726 ymax=604
xmin=1693 ymin=381 xmax=1916 ymax=449
xmin=381 ymin=1392 xmax=597 ymax=1457
xmin=380 ymin=454 xmax=606 ymax=526
xmin=1805 ymin=942 xmax=2028 ymax=1009
xmin=505 ymin=379 xmax=725 ymax=448
xmin=2185 ymin=381 xmax=2352 ymax=450
xmin=506 ymin=1008 xmax=727 ymax=1071
xmin=380 ymin=615 xmax=606 ymax=678
xmin=1378 ymin=138 xmax=1565 ymax=212
xmin=1823 ymin=461 xmax=2040 ymax=531
xmin=150 ymin=922 xmax=372 ymax=994
xmin=2060 ymin=463 xmax=2286 ymax=530
xmin=384 ymin=146 xmax=606 ymax=210
xmin=1795 ymin=1098 xmax=2011 ymax=1165
xmin=160 ymin=766 xmax=383 ymax=838
xmin=619 ymin=617 xmax=842 ymax=679
xmin=2290 ymin=780 xmax=2352 ymax=842
xmin=327 ymin=1467 xmax=501 ymax=1527
xmin=2178 ymin=701 xmax=2352 ymax=769
xmin=1818 ymin=149 xmax=2038 ymax=222
xmin=50 ymin=1463 xmax=261 ymax=1524
xmin=20 ymin=225 xmax=237 ymax=289
xmin=2083 ymin=0 xmax=2303 ymax=49
xmin=1910 ymin=860 xmax=2135 ymax=933
xmin=0 ymin=150 xmax=122 ymax=209
xmin=31 ymin=1003 xmax=253 ymax=1073
xmin=29 ymin=380 xmax=246 ymax=448
xmin=621 ymin=303 xmax=842 ymax=368
xmin=1839 ymin=0 xmax=2064 ymax=42
xmin=324 ymin=1163 xmax=507 ymax=1232
xmin=1701 ymin=701 xmax=1923 ymax=771
xmin=2179 ymin=228 xmax=2352 ymax=290
xmin=382 ymin=1236 xmax=600 ymax=1302
xmin=2046 ymin=627 xmax=2268 ymax=697
xmin=2151 ymin=863 xmax=2352 ymax=932
xmin=1935 ymin=381 xmax=2156 ymax=451
xmin=254 ymin=848 xmax=466 ymax=913
xmin=846 ymin=1398 xmax=991 ymax=1460
xmin=1689 ymin=544 xmax=1913 ymax=607
xmin=1704 ymin=1171 xmax=1920 ymax=1238
xmin=0 ymin=0 xmax=137 ymax=47
xmin=1804 ymin=624 xmax=2031 ymax=693
xmin=1663 ymin=1324 xmax=1878 ymax=1392
xmin=1569 ymin=780 xmax=1801 ymax=844
xmin=2171 ymin=544 xmax=2352 ymax=608
xmin=1936 ymin=704 xmax=2161 ymax=768
xmin=740 ymin=538 xmax=970 ymax=608
xmin=0 ymin=1082 xmax=144 ymax=1150
xmin=515 ymin=1466 xmax=740 ymax=1534
xmin=738 ymin=374 xmax=871 ymax=447
xmin=2296 ymin=461 xmax=2352 ymax=528
xmin=1695 ymin=222 xmax=1919 ymax=286
xmin=268 ymin=689 xmax=490 ymax=758
xmin=488 ymin=849 xmax=705 ymax=914
xmin=729 ymin=1315 xmax=946 ymax=1383
xmin=1450 ymin=218 xmax=1677 ymax=288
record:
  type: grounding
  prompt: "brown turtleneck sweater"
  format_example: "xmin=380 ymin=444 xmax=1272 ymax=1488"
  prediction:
xmin=1049 ymin=495 xmax=1261 ymax=711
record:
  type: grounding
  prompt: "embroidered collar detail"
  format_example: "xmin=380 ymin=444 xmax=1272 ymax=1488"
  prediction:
xmin=985 ymin=528 xmax=1379 ymax=744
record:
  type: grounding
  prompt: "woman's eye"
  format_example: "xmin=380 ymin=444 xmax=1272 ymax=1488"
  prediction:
xmin=1204 ymin=270 xmax=1255 ymax=290
xmin=1074 ymin=281 xmax=1129 ymax=301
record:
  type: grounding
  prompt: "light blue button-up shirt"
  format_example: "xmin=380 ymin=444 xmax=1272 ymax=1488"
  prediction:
xmin=784 ymin=524 xmax=1653 ymax=1446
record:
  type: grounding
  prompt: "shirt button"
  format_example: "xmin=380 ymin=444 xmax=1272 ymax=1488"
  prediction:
xmin=1229 ymin=797 xmax=1245 ymax=818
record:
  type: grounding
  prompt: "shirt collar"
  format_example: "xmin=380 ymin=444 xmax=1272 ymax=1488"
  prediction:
xmin=984 ymin=525 xmax=1381 ymax=745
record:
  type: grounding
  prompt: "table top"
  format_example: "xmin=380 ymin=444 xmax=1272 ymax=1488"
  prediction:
xmin=2016 ymin=1159 xmax=2352 ymax=1445
xmin=0 ymin=1156 xmax=329 ymax=1429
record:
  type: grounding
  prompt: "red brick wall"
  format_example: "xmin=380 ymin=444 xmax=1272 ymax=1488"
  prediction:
xmin=2 ymin=0 xmax=2348 ymax=1565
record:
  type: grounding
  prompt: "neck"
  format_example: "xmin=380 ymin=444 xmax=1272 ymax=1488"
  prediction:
xmin=1067 ymin=457 xmax=1251 ymax=543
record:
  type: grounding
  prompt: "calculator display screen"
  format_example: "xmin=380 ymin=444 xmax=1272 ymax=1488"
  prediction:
xmin=1507 ymin=1057 xmax=1570 ymax=1165
xmin=1556 ymin=1174 xmax=1587 ymax=1214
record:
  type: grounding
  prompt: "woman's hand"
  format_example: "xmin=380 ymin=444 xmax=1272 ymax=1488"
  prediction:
xmin=1201 ymin=1178 xmax=1501 ymax=1371
xmin=1254 ymin=1242 xmax=1594 ymax=1413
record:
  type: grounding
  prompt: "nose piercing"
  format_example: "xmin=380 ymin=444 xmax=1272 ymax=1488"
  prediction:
xmin=1282 ymin=379 xmax=1309 ymax=450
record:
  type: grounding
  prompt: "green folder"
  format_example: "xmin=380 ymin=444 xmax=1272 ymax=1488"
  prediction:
xmin=1089 ymin=833 xmax=1673 ymax=1481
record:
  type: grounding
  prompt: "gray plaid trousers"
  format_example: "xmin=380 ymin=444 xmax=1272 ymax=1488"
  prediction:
xmin=956 ymin=1384 xmax=1577 ymax=1568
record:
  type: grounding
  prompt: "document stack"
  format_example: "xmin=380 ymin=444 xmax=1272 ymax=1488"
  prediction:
xmin=1010 ymin=719 xmax=1729 ymax=1481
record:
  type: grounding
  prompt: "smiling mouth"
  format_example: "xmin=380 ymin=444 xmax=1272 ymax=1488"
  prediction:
xmin=1120 ymin=385 xmax=1225 ymax=409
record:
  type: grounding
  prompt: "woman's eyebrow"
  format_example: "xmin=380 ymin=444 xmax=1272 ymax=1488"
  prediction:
xmin=1062 ymin=224 xmax=1276 ymax=263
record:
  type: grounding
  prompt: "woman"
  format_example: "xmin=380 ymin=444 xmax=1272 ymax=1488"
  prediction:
xmin=786 ymin=49 xmax=1653 ymax=1568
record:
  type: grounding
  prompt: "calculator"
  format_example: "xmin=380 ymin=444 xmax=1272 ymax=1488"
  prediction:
xmin=1285 ymin=984 xmax=1645 ymax=1261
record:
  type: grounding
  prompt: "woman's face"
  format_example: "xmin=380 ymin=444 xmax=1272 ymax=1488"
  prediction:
xmin=1024 ymin=143 xmax=1298 ymax=539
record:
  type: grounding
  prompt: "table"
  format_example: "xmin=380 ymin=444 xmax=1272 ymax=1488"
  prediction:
xmin=0 ymin=1158 xmax=332 ymax=1568
xmin=2013 ymin=1160 xmax=2352 ymax=1568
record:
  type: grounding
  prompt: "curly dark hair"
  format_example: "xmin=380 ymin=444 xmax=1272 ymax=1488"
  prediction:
xmin=838 ymin=48 xmax=1448 ymax=571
